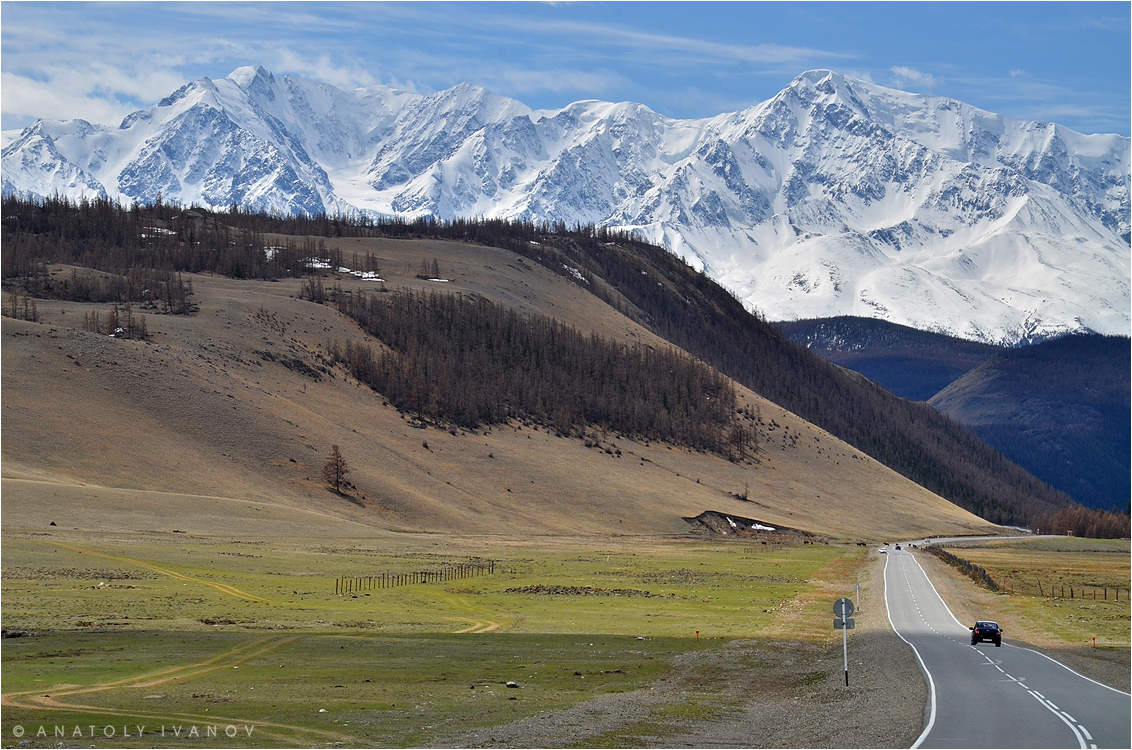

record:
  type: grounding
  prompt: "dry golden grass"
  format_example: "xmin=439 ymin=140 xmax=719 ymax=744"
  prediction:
xmin=3 ymin=236 xmax=998 ymax=541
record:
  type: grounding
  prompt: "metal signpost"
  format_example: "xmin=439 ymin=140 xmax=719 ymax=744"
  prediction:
xmin=834 ymin=597 xmax=855 ymax=686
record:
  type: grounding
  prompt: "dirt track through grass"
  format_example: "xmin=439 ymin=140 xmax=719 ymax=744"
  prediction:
xmin=39 ymin=540 xmax=269 ymax=603
xmin=2 ymin=635 xmax=351 ymax=746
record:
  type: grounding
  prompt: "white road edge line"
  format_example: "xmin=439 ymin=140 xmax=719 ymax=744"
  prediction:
xmin=883 ymin=553 xmax=936 ymax=750
xmin=1080 ymin=725 xmax=1093 ymax=741
xmin=1035 ymin=696 xmax=1087 ymax=748
xmin=906 ymin=550 xmax=966 ymax=629
xmin=908 ymin=551 xmax=1089 ymax=749
xmin=1003 ymin=642 xmax=1132 ymax=697
xmin=909 ymin=550 xmax=1130 ymax=697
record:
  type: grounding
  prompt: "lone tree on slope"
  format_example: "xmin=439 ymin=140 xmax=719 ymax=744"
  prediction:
xmin=321 ymin=445 xmax=350 ymax=494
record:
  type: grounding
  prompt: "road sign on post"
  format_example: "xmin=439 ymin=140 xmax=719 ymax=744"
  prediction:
xmin=833 ymin=598 xmax=855 ymax=686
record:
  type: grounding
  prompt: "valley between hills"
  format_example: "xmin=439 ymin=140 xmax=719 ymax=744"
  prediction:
xmin=2 ymin=213 xmax=1125 ymax=747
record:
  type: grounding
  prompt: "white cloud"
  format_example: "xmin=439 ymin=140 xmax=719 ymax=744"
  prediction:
xmin=488 ymin=15 xmax=856 ymax=67
xmin=270 ymin=50 xmax=381 ymax=90
xmin=480 ymin=68 xmax=626 ymax=96
xmin=1 ymin=71 xmax=139 ymax=125
xmin=890 ymin=66 xmax=936 ymax=89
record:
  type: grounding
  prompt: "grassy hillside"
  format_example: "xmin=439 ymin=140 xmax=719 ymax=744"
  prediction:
xmin=484 ymin=230 xmax=1073 ymax=526
xmin=2 ymin=249 xmax=992 ymax=540
xmin=2 ymin=194 xmax=1071 ymax=531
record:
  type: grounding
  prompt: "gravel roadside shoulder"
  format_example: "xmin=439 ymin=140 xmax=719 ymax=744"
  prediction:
xmin=438 ymin=552 xmax=927 ymax=748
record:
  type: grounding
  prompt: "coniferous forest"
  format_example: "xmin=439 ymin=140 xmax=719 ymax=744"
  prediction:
xmin=332 ymin=289 xmax=754 ymax=458
xmin=1 ymin=194 xmax=1126 ymax=536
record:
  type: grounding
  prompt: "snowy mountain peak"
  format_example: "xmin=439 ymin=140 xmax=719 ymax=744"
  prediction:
xmin=3 ymin=67 xmax=1127 ymax=344
xmin=228 ymin=65 xmax=274 ymax=88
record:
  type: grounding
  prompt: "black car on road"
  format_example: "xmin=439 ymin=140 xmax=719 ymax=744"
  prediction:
xmin=970 ymin=620 xmax=1002 ymax=647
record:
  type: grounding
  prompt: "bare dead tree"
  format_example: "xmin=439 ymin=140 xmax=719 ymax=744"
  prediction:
xmin=321 ymin=444 xmax=350 ymax=494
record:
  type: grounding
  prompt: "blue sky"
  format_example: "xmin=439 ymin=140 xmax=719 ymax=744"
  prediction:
xmin=2 ymin=1 xmax=1129 ymax=135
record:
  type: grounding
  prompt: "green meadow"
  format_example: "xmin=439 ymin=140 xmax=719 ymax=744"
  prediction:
xmin=2 ymin=533 xmax=866 ymax=747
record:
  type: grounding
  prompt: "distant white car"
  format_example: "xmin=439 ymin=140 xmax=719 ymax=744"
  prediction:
xmin=878 ymin=546 xmax=887 ymax=553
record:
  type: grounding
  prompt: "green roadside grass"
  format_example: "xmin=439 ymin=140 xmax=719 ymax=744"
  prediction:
xmin=937 ymin=538 xmax=1130 ymax=648
xmin=2 ymin=536 xmax=854 ymax=636
xmin=2 ymin=534 xmax=867 ymax=746
xmin=2 ymin=631 xmax=712 ymax=748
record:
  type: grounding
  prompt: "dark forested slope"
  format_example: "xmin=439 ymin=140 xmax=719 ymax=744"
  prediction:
xmin=776 ymin=316 xmax=1003 ymax=401
xmin=930 ymin=335 xmax=1130 ymax=512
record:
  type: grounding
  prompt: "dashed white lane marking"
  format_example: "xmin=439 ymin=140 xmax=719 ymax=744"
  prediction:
xmin=1079 ymin=726 xmax=1093 ymax=741
xmin=1034 ymin=691 xmax=1046 ymax=699
xmin=901 ymin=551 xmax=1090 ymax=750
xmin=884 ymin=554 xmax=936 ymax=750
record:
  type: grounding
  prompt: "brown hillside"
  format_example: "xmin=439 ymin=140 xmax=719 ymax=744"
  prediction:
xmin=2 ymin=237 xmax=997 ymax=540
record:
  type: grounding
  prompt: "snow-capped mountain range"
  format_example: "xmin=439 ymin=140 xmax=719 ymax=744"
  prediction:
xmin=4 ymin=66 xmax=1128 ymax=343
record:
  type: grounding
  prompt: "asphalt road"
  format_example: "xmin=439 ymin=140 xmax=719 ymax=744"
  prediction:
xmin=883 ymin=548 xmax=1131 ymax=749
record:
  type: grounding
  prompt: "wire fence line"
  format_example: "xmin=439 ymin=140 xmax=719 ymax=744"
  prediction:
xmin=992 ymin=576 xmax=1127 ymax=601
xmin=334 ymin=559 xmax=496 ymax=595
xmin=924 ymin=545 xmax=1127 ymax=601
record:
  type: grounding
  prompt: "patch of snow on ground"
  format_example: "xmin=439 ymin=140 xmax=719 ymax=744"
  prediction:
xmin=263 ymin=246 xmax=286 ymax=259
xmin=425 ymin=278 xmax=450 ymax=283
xmin=562 ymin=264 xmax=589 ymax=284
xmin=752 ymin=523 xmax=776 ymax=531
xmin=300 ymin=257 xmax=385 ymax=280
xmin=726 ymin=517 xmax=737 ymax=528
